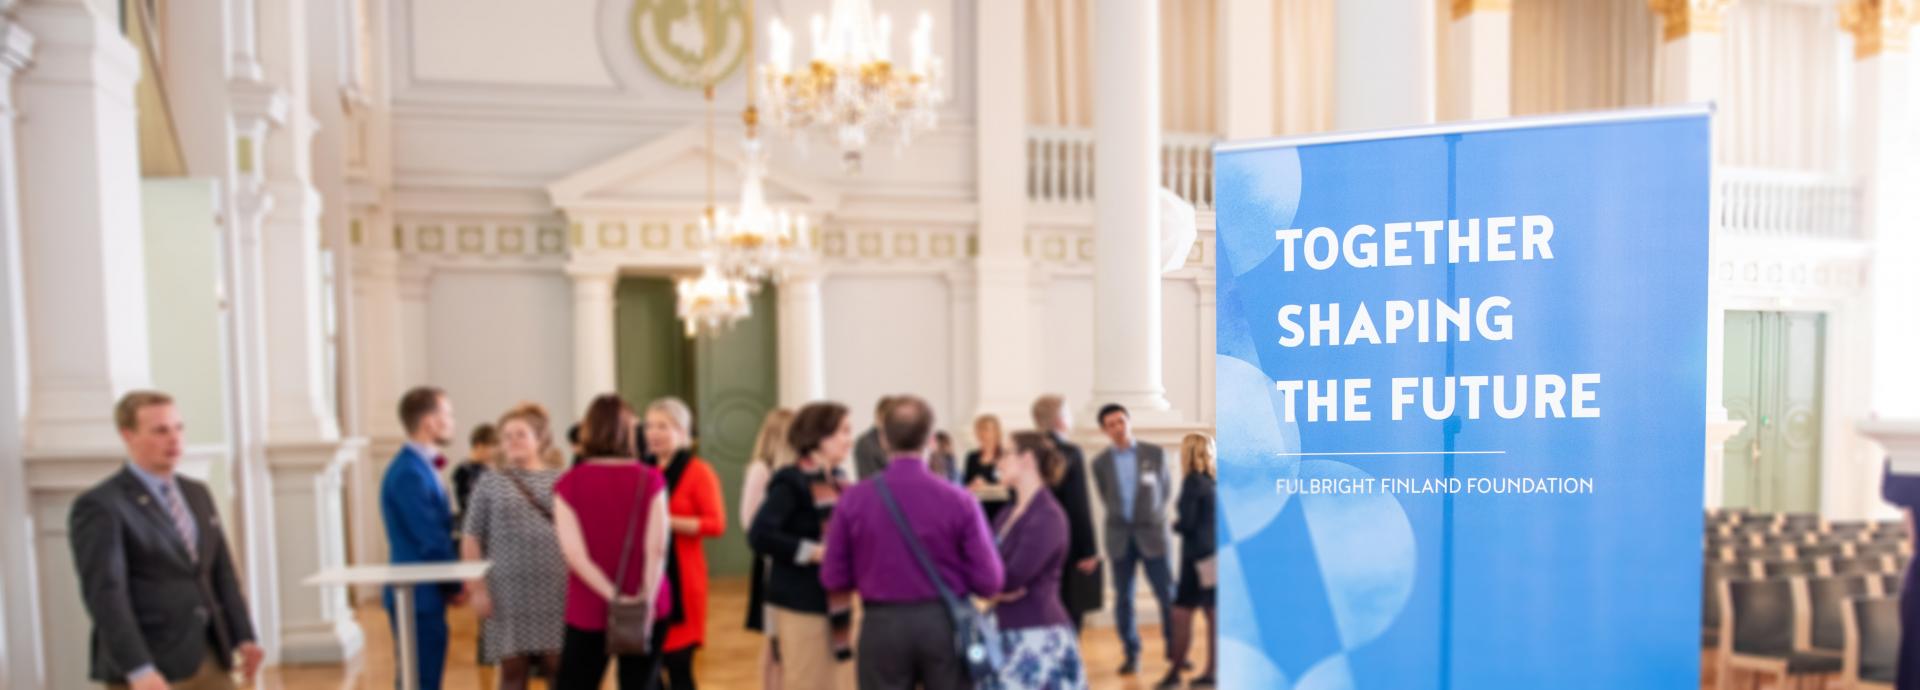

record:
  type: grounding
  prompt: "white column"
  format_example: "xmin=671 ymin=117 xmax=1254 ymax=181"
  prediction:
xmin=248 ymin=0 xmax=361 ymax=662
xmin=1093 ymin=0 xmax=1175 ymax=421
xmin=12 ymin=2 xmax=152 ymax=686
xmin=775 ymin=265 xmax=826 ymax=407
xmin=257 ymin=0 xmax=339 ymax=444
xmin=972 ymin=0 xmax=1036 ymax=424
xmin=1334 ymin=0 xmax=1438 ymax=130
xmin=570 ymin=265 xmax=618 ymax=412
xmin=0 ymin=15 xmax=43 ymax=690
xmin=1847 ymin=2 xmax=1919 ymax=427
xmin=1443 ymin=0 xmax=1512 ymax=121
xmin=1215 ymin=0 xmax=1275 ymax=139
xmin=1650 ymin=0 xmax=1733 ymax=105
xmin=15 ymin=0 xmax=151 ymax=449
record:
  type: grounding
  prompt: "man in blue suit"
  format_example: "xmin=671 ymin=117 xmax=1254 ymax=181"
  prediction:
xmin=382 ymin=386 xmax=461 ymax=689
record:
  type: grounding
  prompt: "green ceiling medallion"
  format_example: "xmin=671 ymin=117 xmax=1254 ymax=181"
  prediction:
xmin=631 ymin=0 xmax=747 ymax=90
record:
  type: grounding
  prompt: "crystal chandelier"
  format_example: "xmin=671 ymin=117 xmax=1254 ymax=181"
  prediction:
xmin=761 ymin=0 xmax=943 ymax=171
xmin=703 ymin=135 xmax=810 ymax=284
xmin=676 ymin=263 xmax=753 ymax=337
xmin=675 ymin=0 xmax=759 ymax=339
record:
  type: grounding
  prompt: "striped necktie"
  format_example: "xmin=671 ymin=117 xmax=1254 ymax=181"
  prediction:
xmin=159 ymin=483 xmax=197 ymax=561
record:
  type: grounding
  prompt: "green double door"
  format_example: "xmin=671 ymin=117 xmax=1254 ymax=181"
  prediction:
xmin=1722 ymin=310 xmax=1826 ymax=513
xmin=615 ymin=277 xmax=777 ymax=577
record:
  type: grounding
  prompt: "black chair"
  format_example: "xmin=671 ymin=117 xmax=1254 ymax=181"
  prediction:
xmin=1832 ymin=555 xmax=1891 ymax=576
xmin=1856 ymin=542 xmax=1903 ymax=560
xmin=1762 ymin=560 xmax=1818 ymax=579
xmin=1718 ymin=578 xmax=1841 ymax=690
xmin=1881 ymin=574 xmax=1901 ymax=599
xmin=1735 ymin=544 xmax=1796 ymax=562
xmin=1704 ymin=560 xmax=1757 ymax=649
xmin=1779 ymin=513 xmax=1820 ymax=531
xmin=1800 ymin=575 xmax=1871 ymax=656
xmin=1824 ymin=520 xmax=1870 ymax=538
xmin=1793 ymin=543 xmax=1845 ymax=561
xmin=1842 ymin=596 xmax=1899 ymax=690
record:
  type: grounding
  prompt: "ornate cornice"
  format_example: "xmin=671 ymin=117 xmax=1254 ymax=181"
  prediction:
xmin=1649 ymin=0 xmax=1736 ymax=42
xmin=1840 ymin=0 xmax=1916 ymax=58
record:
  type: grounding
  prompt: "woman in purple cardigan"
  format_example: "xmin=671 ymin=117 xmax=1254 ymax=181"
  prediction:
xmin=989 ymin=431 xmax=1088 ymax=689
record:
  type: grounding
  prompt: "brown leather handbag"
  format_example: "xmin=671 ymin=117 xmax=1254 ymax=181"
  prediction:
xmin=606 ymin=471 xmax=653 ymax=655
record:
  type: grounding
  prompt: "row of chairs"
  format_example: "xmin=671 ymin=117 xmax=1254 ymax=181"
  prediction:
xmin=1704 ymin=510 xmax=1905 ymax=690
xmin=1712 ymin=574 xmax=1899 ymax=690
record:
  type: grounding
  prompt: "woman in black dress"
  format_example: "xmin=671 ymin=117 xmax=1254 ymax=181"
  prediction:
xmin=1163 ymin=433 xmax=1219 ymax=689
xmin=964 ymin=413 xmax=1012 ymax=522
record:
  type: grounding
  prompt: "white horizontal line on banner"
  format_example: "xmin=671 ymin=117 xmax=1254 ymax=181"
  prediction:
xmin=1275 ymin=451 xmax=1508 ymax=456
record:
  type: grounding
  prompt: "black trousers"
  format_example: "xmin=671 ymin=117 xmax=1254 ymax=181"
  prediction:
xmin=856 ymin=601 xmax=967 ymax=690
xmin=557 ymin=625 xmax=662 ymax=690
xmin=660 ymin=647 xmax=696 ymax=690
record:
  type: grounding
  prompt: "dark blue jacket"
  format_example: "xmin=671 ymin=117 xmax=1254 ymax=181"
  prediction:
xmin=381 ymin=445 xmax=457 ymax=612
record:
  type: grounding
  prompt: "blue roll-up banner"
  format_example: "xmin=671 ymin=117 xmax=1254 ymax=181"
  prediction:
xmin=1212 ymin=107 xmax=1710 ymax=689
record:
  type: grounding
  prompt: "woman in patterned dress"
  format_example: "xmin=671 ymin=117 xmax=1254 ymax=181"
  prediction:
xmin=460 ymin=402 xmax=570 ymax=689
xmin=990 ymin=431 xmax=1088 ymax=690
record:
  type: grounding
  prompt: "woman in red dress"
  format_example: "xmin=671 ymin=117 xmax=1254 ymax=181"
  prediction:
xmin=642 ymin=397 xmax=726 ymax=690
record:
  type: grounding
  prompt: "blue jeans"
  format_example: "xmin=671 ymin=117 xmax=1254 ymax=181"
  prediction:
xmin=1110 ymin=537 xmax=1176 ymax=661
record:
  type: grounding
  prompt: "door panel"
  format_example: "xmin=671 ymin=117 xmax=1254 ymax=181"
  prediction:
xmin=1720 ymin=310 xmax=1824 ymax=513
xmin=694 ymin=286 xmax=778 ymax=577
xmin=615 ymin=277 xmax=775 ymax=577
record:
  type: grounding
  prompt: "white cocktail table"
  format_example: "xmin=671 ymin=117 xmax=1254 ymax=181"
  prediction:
xmin=304 ymin=562 xmax=490 ymax=690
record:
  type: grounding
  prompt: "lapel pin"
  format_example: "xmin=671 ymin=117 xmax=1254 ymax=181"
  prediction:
xmin=137 ymin=495 xmax=150 ymax=506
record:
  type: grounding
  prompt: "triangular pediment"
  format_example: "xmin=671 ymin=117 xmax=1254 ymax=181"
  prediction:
xmin=547 ymin=126 xmax=840 ymax=215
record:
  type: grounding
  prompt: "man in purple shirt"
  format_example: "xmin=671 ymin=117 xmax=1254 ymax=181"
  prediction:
xmin=822 ymin=395 xmax=1004 ymax=690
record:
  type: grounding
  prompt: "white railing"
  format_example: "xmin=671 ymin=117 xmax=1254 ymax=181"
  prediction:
xmin=1719 ymin=168 xmax=1859 ymax=240
xmin=1028 ymin=128 xmax=1216 ymax=209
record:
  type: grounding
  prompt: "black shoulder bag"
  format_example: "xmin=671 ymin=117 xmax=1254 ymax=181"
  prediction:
xmin=875 ymin=477 xmax=1005 ymax=681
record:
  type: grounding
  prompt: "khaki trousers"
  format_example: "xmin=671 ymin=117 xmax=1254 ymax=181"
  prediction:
xmin=107 ymin=651 xmax=235 ymax=690
xmin=771 ymin=606 xmax=855 ymax=690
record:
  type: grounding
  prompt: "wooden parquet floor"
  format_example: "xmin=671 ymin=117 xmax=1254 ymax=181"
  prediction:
xmin=262 ymin=577 xmax=1212 ymax=690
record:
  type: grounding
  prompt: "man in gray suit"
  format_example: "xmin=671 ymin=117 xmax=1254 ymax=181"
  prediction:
xmin=1089 ymin=403 xmax=1175 ymax=676
xmin=69 ymin=391 xmax=262 ymax=690
xmin=853 ymin=395 xmax=896 ymax=479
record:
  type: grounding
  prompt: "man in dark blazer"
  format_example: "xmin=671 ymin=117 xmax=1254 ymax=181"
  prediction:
xmin=1032 ymin=394 xmax=1102 ymax=632
xmin=381 ymin=386 xmax=462 ymax=690
xmin=1090 ymin=403 xmax=1175 ymax=676
xmin=70 ymin=391 xmax=263 ymax=690
xmin=852 ymin=395 xmax=895 ymax=479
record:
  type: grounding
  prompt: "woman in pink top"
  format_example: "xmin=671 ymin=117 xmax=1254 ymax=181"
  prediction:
xmin=553 ymin=394 xmax=671 ymax=690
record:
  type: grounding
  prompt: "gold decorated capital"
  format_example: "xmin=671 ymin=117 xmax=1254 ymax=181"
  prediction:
xmin=1840 ymin=0 xmax=1917 ymax=58
xmin=1649 ymin=0 xmax=1736 ymax=42
xmin=1450 ymin=0 xmax=1512 ymax=21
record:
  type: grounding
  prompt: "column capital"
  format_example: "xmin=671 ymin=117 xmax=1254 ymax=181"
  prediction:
xmin=564 ymin=263 xmax=619 ymax=289
xmin=1649 ymin=0 xmax=1736 ymax=42
xmin=1450 ymin=0 xmax=1512 ymax=21
xmin=1840 ymin=0 xmax=1917 ymax=59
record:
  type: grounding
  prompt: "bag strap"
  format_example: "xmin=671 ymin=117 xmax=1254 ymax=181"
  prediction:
xmin=875 ymin=477 xmax=961 ymax=608
xmin=611 ymin=469 xmax=649 ymax=599
xmin=503 ymin=470 xmax=553 ymax=522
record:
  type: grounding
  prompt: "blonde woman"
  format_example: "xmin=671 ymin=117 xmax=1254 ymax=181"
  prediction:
xmin=460 ymin=403 xmax=569 ymax=689
xmin=963 ymin=414 xmax=1012 ymax=522
xmin=1163 ymin=433 xmax=1220 ymax=689
xmin=643 ymin=397 xmax=727 ymax=690
xmin=740 ymin=408 xmax=795 ymax=690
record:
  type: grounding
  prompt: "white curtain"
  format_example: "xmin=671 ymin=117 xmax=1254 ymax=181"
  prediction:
xmin=1161 ymin=0 xmax=1218 ymax=133
xmin=1510 ymin=0 xmax=1659 ymax=115
xmin=1274 ymin=0 xmax=1335 ymax=134
xmin=1025 ymin=0 xmax=1220 ymax=133
xmin=1027 ymin=0 xmax=1094 ymax=127
xmin=1719 ymin=0 xmax=1845 ymax=171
